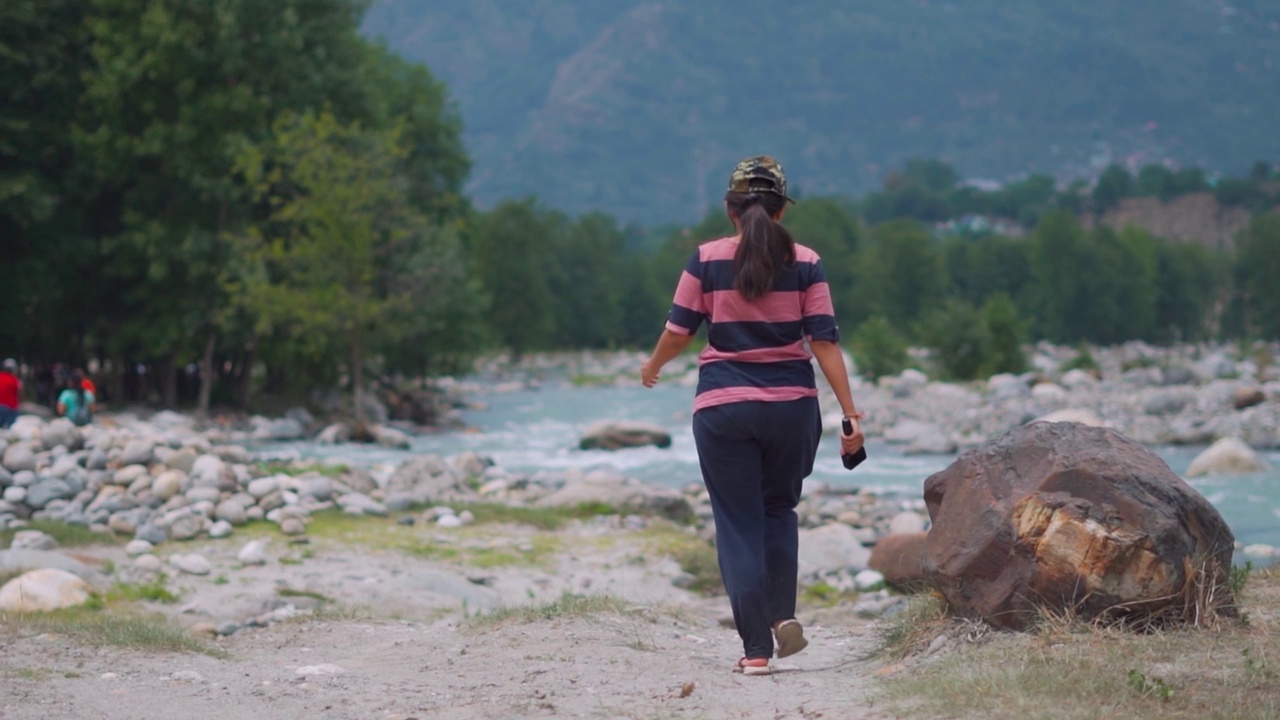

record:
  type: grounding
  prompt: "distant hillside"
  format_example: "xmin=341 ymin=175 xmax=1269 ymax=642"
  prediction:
xmin=361 ymin=1 xmax=1280 ymax=224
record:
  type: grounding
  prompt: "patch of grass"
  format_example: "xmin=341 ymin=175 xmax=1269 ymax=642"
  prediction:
xmin=2 ymin=608 xmax=222 ymax=656
xmin=106 ymin=579 xmax=180 ymax=604
xmin=876 ymin=572 xmax=1280 ymax=720
xmin=255 ymin=461 xmax=349 ymax=478
xmin=639 ymin=525 xmax=722 ymax=596
xmin=0 ymin=520 xmax=123 ymax=548
xmin=278 ymin=588 xmax=332 ymax=603
xmin=800 ymin=581 xmax=861 ymax=608
xmin=406 ymin=534 xmax=561 ymax=569
xmin=7 ymin=667 xmax=51 ymax=681
xmin=467 ymin=593 xmax=630 ymax=628
xmin=872 ymin=592 xmax=949 ymax=660
xmin=449 ymin=502 xmax=619 ymax=530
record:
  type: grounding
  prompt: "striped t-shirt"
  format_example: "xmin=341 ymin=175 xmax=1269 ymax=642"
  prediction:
xmin=665 ymin=237 xmax=840 ymax=412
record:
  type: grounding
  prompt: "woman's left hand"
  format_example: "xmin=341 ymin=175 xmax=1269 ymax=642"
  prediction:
xmin=640 ymin=358 xmax=661 ymax=388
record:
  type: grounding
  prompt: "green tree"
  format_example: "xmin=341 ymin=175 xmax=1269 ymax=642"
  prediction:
xmin=232 ymin=111 xmax=432 ymax=424
xmin=853 ymin=220 xmax=947 ymax=333
xmin=1028 ymin=210 xmax=1088 ymax=341
xmin=469 ymin=199 xmax=557 ymax=357
xmin=850 ymin=316 xmax=909 ymax=380
xmin=1135 ymin=164 xmax=1177 ymax=200
xmin=1154 ymin=242 xmax=1220 ymax=342
xmin=546 ymin=212 xmax=626 ymax=348
xmin=918 ymin=299 xmax=990 ymax=381
xmin=1234 ymin=215 xmax=1280 ymax=339
xmin=980 ymin=293 xmax=1027 ymax=375
xmin=1092 ymin=164 xmax=1134 ymax=212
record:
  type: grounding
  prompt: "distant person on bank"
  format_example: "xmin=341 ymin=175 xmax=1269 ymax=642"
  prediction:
xmin=57 ymin=370 xmax=95 ymax=427
xmin=0 ymin=359 xmax=20 ymax=429
xmin=641 ymin=156 xmax=865 ymax=676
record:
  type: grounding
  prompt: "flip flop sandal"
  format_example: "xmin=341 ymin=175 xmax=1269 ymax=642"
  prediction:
xmin=733 ymin=657 xmax=771 ymax=676
xmin=773 ymin=619 xmax=808 ymax=658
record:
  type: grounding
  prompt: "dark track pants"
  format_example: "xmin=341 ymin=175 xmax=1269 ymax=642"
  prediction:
xmin=692 ymin=397 xmax=822 ymax=660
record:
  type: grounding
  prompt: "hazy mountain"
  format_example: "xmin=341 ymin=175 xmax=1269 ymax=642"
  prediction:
xmin=361 ymin=1 xmax=1280 ymax=224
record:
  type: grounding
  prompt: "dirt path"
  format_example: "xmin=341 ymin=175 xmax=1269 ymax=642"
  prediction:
xmin=0 ymin=520 xmax=895 ymax=720
xmin=3 ymin=610 xmax=889 ymax=720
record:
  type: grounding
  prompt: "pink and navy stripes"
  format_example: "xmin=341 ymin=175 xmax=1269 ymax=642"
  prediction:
xmin=665 ymin=237 xmax=840 ymax=412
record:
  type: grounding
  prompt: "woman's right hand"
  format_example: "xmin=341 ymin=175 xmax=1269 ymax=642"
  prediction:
xmin=840 ymin=413 xmax=865 ymax=455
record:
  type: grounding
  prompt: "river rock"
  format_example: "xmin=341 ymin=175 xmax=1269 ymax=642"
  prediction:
xmin=451 ymin=451 xmax=492 ymax=479
xmin=578 ymin=421 xmax=672 ymax=451
xmin=1030 ymin=383 xmax=1068 ymax=402
xmin=371 ymin=425 xmax=411 ymax=449
xmin=247 ymin=476 xmax=280 ymax=499
xmin=337 ymin=492 xmax=388 ymax=517
xmin=987 ymin=373 xmax=1029 ymax=400
xmin=212 ymin=445 xmax=253 ymax=465
xmin=921 ymin=422 xmax=1236 ymax=629
xmin=3 ymin=443 xmax=37 ymax=473
xmin=119 ymin=439 xmax=156 ymax=466
xmin=165 ymin=448 xmax=198 ymax=473
xmin=1233 ymin=386 xmax=1266 ymax=410
xmin=1035 ymin=409 xmax=1105 ymax=427
xmin=250 ymin=416 xmax=306 ymax=441
xmin=190 ymin=455 xmax=235 ymax=491
xmin=215 ymin=500 xmax=248 ymax=525
xmin=208 ymin=520 xmax=234 ymax=539
xmin=166 ymin=514 xmax=207 ymax=541
xmin=315 ymin=423 xmax=350 ymax=445
xmin=868 ymin=532 xmax=929 ymax=588
xmin=903 ymin=430 xmax=958 ymax=456
xmin=151 ymin=470 xmax=186 ymax=500
xmin=535 ymin=469 xmax=693 ymax=523
xmin=297 ymin=475 xmax=333 ymax=502
xmin=0 ymin=549 xmax=100 ymax=581
xmin=385 ymin=455 xmax=470 ymax=502
xmin=169 ymin=553 xmax=212 ymax=576
xmin=3 ymin=487 xmax=26 ymax=504
xmin=0 ymin=568 xmax=92 ymax=612
xmin=279 ymin=517 xmax=306 ymax=536
xmin=887 ymin=511 xmax=927 ymax=536
xmin=1059 ymin=369 xmax=1099 ymax=390
xmin=797 ymin=523 xmax=872 ymax=575
xmin=1186 ymin=437 xmax=1271 ymax=477
xmin=132 ymin=554 xmax=163 ymax=573
xmin=9 ymin=530 xmax=58 ymax=551
xmin=1143 ymin=388 xmax=1195 ymax=416
xmin=41 ymin=419 xmax=82 ymax=451
xmin=125 ymin=539 xmax=153 ymax=557
xmin=25 ymin=479 xmax=75 ymax=510
xmin=237 ymin=539 xmax=268 ymax=565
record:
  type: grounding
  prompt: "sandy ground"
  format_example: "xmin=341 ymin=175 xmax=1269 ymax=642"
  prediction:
xmin=0 ymin=521 xmax=894 ymax=720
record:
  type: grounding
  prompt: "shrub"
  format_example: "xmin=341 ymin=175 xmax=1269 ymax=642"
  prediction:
xmin=851 ymin=316 xmax=910 ymax=380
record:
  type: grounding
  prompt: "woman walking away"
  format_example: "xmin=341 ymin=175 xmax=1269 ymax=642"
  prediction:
xmin=57 ymin=370 xmax=95 ymax=427
xmin=641 ymin=156 xmax=865 ymax=676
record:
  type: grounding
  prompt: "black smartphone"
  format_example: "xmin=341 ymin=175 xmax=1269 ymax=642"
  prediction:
xmin=841 ymin=417 xmax=868 ymax=470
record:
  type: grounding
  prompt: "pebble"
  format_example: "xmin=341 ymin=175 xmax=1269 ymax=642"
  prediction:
xmin=237 ymin=539 xmax=268 ymax=566
xmin=436 ymin=514 xmax=463 ymax=528
xmin=216 ymin=621 xmax=241 ymax=636
xmin=170 ymin=553 xmax=212 ymax=576
xmin=295 ymin=664 xmax=346 ymax=677
xmin=854 ymin=569 xmax=886 ymax=590
xmin=208 ymin=520 xmax=234 ymax=539
xmin=133 ymin=554 xmax=163 ymax=572
xmin=170 ymin=670 xmax=203 ymax=683
xmin=279 ymin=517 xmax=306 ymax=536
xmin=125 ymin=539 xmax=154 ymax=557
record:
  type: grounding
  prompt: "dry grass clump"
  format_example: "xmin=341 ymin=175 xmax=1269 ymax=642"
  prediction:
xmin=1 ymin=607 xmax=221 ymax=656
xmin=876 ymin=566 xmax=1280 ymax=720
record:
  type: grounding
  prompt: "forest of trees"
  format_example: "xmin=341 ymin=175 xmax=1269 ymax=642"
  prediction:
xmin=4 ymin=1 xmax=1279 ymax=412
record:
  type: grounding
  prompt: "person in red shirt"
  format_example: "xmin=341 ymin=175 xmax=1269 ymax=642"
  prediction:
xmin=78 ymin=369 xmax=96 ymax=397
xmin=0 ymin=359 xmax=20 ymax=428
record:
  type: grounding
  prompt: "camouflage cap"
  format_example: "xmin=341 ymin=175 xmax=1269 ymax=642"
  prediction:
xmin=728 ymin=155 xmax=796 ymax=203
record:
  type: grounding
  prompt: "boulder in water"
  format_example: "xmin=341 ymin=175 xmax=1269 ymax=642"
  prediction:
xmin=578 ymin=421 xmax=672 ymax=451
xmin=921 ymin=422 xmax=1235 ymax=629
xmin=1186 ymin=437 xmax=1271 ymax=477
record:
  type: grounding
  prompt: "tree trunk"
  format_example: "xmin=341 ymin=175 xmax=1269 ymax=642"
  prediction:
xmin=352 ymin=333 xmax=365 ymax=427
xmin=161 ymin=355 xmax=178 ymax=408
xmin=196 ymin=331 xmax=217 ymax=417
xmin=237 ymin=340 xmax=256 ymax=409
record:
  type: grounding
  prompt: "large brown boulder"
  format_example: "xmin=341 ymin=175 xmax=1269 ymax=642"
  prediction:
xmin=921 ymin=421 xmax=1235 ymax=629
xmin=868 ymin=532 xmax=929 ymax=589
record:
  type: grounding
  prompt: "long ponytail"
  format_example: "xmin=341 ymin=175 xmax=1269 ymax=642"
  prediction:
xmin=727 ymin=190 xmax=795 ymax=300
